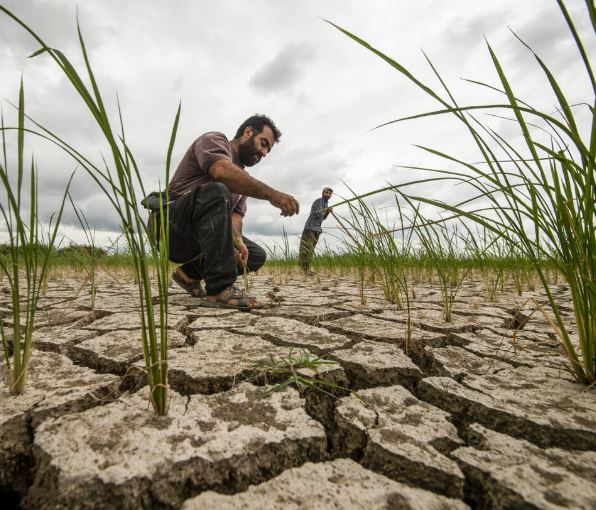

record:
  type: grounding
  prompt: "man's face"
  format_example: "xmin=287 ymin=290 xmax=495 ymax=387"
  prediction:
xmin=238 ymin=125 xmax=275 ymax=167
xmin=323 ymin=190 xmax=333 ymax=200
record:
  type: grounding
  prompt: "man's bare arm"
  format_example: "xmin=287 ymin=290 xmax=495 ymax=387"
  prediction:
xmin=231 ymin=212 xmax=243 ymax=244
xmin=209 ymin=159 xmax=299 ymax=217
xmin=231 ymin=212 xmax=248 ymax=265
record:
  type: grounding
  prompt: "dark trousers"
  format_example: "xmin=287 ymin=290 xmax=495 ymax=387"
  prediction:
xmin=298 ymin=229 xmax=320 ymax=272
xmin=165 ymin=182 xmax=266 ymax=295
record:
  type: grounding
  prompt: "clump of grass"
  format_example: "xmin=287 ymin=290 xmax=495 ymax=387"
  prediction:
xmin=328 ymin=0 xmax=595 ymax=384
xmin=0 ymin=83 xmax=72 ymax=395
xmin=1 ymin=7 xmax=180 ymax=413
xmin=252 ymin=348 xmax=350 ymax=399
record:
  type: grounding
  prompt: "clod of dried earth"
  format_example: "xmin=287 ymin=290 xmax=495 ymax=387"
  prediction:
xmin=235 ymin=316 xmax=352 ymax=354
xmin=336 ymin=301 xmax=385 ymax=314
xmin=448 ymin=329 xmax=567 ymax=370
xmin=33 ymin=308 xmax=96 ymax=328
xmin=333 ymin=385 xmax=465 ymax=498
xmin=181 ymin=458 xmax=469 ymax=509
xmin=422 ymin=345 xmax=513 ymax=381
xmin=260 ymin=291 xmax=345 ymax=307
xmin=186 ymin=312 xmax=256 ymax=330
xmin=23 ymin=383 xmax=327 ymax=509
xmin=32 ymin=325 xmax=97 ymax=354
xmin=419 ymin=368 xmax=596 ymax=450
xmin=252 ymin=305 xmax=353 ymax=325
xmin=0 ymin=352 xmax=120 ymax=493
xmin=159 ymin=330 xmax=311 ymax=394
xmin=82 ymin=309 xmax=188 ymax=333
xmin=69 ymin=329 xmax=187 ymax=375
xmin=453 ymin=423 xmax=596 ymax=509
xmin=329 ymin=340 xmax=422 ymax=390
xmin=321 ymin=314 xmax=445 ymax=347
xmin=376 ymin=307 xmax=475 ymax=334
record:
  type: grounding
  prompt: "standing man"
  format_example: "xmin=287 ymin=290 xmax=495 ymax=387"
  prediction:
xmin=298 ymin=187 xmax=333 ymax=274
xmin=165 ymin=114 xmax=299 ymax=310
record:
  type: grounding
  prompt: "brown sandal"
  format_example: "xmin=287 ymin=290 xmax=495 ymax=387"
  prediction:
xmin=172 ymin=271 xmax=205 ymax=298
xmin=200 ymin=285 xmax=262 ymax=311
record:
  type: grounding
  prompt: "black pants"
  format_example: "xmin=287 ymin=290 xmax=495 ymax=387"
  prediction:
xmin=298 ymin=229 xmax=320 ymax=272
xmin=165 ymin=182 xmax=266 ymax=296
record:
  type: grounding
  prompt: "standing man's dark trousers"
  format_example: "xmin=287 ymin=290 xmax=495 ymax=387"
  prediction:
xmin=165 ymin=182 xmax=266 ymax=295
xmin=298 ymin=229 xmax=320 ymax=273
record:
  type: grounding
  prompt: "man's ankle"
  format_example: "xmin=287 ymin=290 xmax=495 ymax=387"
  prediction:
xmin=176 ymin=268 xmax=193 ymax=284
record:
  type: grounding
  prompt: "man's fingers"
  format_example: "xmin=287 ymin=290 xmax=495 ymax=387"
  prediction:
xmin=272 ymin=191 xmax=307 ymax=217
xmin=236 ymin=245 xmax=249 ymax=264
xmin=272 ymin=192 xmax=299 ymax=216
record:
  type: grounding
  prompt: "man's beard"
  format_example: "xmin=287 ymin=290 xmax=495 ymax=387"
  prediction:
xmin=238 ymin=135 xmax=261 ymax=167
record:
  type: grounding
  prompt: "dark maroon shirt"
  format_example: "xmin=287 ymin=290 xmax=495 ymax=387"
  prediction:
xmin=168 ymin=131 xmax=248 ymax=216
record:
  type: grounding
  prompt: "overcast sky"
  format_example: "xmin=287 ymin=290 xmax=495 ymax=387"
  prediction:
xmin=0 ymin=0 xmax=593 ymax=253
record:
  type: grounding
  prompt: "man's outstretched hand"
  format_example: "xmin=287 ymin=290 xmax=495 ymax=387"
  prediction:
xmin=270 ymin=191 xmax=299 ymax=217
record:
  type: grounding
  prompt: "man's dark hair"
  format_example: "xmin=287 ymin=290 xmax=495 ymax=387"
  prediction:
xmin=234 ymin=114 xmax=282 ymax=142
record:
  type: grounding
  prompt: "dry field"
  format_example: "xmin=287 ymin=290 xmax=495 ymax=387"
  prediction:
xmin=1 ymin=271 xmax=595 ymax=509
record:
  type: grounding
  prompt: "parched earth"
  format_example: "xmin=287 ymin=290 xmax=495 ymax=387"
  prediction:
xmin=1 ymin=271 xmax=595 ymax=509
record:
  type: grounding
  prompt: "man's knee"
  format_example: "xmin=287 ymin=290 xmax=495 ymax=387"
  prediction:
xmin=197 ymin=181 xmax=230 ymax=202
xmin=247 ymin=243 xmax=267 ymax=271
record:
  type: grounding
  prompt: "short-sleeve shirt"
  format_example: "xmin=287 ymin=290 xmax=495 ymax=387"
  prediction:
xmin=168 ymin=132 xmax=248 ymax=216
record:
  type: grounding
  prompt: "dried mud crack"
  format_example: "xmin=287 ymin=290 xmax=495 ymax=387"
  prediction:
xmin=1 ymin=274 xmax=594 ymax=509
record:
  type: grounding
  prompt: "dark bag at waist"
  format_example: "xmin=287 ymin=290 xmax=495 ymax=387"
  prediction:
xmin=141 ymin=191 xmax=171 ymax=211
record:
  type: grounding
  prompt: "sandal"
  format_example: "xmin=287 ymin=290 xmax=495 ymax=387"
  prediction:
xmin=171 ymin=271 xmax=205 ymax=298
xmin=200 ymin=285 xmax=263 ymax=311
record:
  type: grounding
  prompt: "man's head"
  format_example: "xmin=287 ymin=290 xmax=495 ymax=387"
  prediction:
xmin=322 ymin=187 xmax=333 ymax=200
xmin=234 ymin=114 xmax=282 ymax=167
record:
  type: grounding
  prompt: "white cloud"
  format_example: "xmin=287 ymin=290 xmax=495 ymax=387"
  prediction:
xmin=0 ymin=0 xmax=593 ymax=252
xmin=249 ymin=43 xmax=314 ymax=93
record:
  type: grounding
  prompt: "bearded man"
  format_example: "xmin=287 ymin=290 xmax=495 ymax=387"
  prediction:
xmin=166 ymin=114 xmax=299 ymax=310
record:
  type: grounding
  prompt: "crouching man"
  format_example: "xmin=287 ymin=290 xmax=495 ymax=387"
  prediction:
xmin=164 ymin=114 xmax=299 ymax=310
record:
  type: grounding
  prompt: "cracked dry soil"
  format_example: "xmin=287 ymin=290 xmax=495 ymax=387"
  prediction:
xmin=1 ymin=272 xmax=595 ymax=509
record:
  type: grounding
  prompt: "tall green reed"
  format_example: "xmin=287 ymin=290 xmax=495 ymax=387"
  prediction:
xmin=334 ymin=192 xmax=416 ymax=349
xmin=467 ymin=227 xmax=507 ymax=303
xmin=1 ymin=7 xmax=180 ymax=412
xmin=413 ymin=216 xmax=472 ymax=322
xmin=331 ymin=208 xmax=371 ymax=305
xmin=0 ymin=84 xmax=72 ymax=395
xmin=328 ymin=0 xmax=595 ymax=384
xmin=67 ymin=195 xmax=99 ymax=307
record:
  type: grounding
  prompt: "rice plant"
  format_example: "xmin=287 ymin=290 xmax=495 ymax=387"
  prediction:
xmin=413 ymin=216 xmax=473 ymax=322
xmin=0 ymin=84 xmax=72 ymax=395
xmin=467 ymin=227 xmax=507 ymax=303
xmin=1 ymin=7 xmax=180 ymax=413
xmin=67 ymin=195 xmax=100 ymax=307
xmin=328 ymin=0 xmax=595 ymax=384
xmin=332 ymin=209 xmax=370 ymax=304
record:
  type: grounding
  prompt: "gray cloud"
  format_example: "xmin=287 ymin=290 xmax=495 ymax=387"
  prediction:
xmin=1 ymin=0 xmax=592 ymax=249
xmin=501 ymin=5 xmax=593 ymax=79
xmin=0 ymin=0 xmax=101 ymax=55
xmin=443 ymin=8 xmax=506 ymax=48
xmin=255 ymin=139 xmax=348 ymax=203
xmin=61 ymin=191 xmax=122 ymax=232
xmin=249 ymin=43 xmax=314 ymax=93
xmin=244 ymin=220 xmax=285 ymax=237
